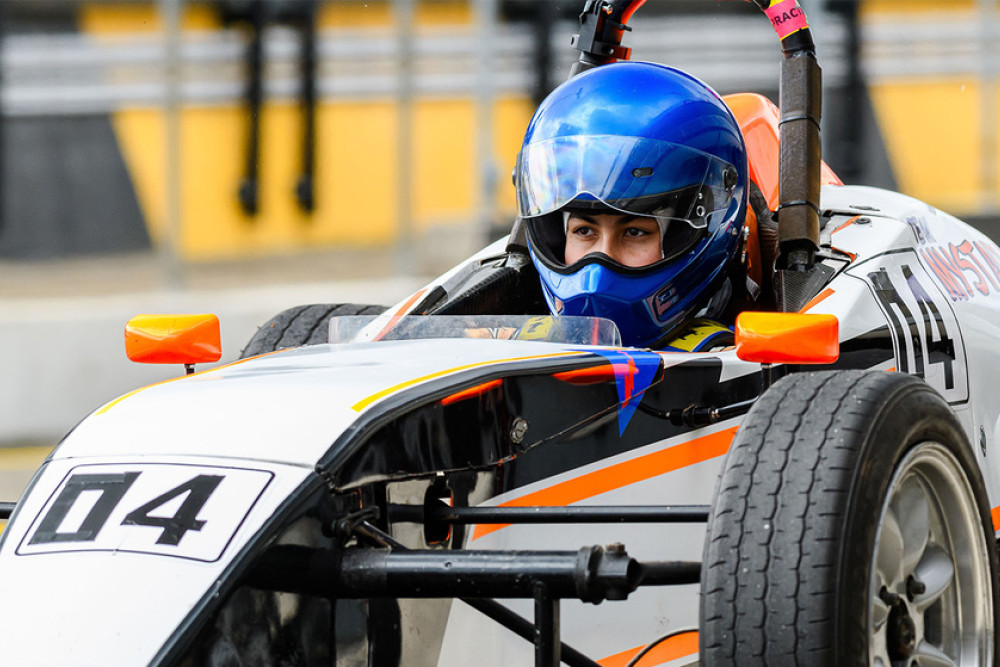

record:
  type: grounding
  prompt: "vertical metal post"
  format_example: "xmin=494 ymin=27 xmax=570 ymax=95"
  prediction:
xmin=295 ymin=0 xmax=319 ymax=214
xmin=395 ymin=0 xmax=416 ymax=276
xmin=239 ymin=0 xmax=265 ymax=216
xmin=473 ymin=0 xmax=499 ymax=244
xmin=533 ymin=582 xmax=560 ymax=667
xmin=979 ymin=0 xmax=999 ymax=215
xmin=532 ymin=1 xmax=557 ymax=107
xmin=160 ymin=0 xmax=184 ymax=289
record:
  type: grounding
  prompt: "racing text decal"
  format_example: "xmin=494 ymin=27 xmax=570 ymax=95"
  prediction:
xmin=18 ymin=463 xmax=273 ymax=561
xmin=764 ymin=0 xmax=809 ymax=40
xmin=920 ymin=240 xmax=1000 ymax=302
xmin=903 ymin=213 xmax=1000 ymax=302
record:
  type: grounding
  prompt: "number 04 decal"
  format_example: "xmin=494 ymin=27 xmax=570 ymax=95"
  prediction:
xmin=122 ymin=475 xmax=223 ymax=546
xmin=18 ymin=464 xmax=273 ymax=562
xmin=855 ymin=250 xmax=969 ymax=404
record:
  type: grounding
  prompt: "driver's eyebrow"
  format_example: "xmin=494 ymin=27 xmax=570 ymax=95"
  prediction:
xmin=566 ymin=212 xmax=599 ymax=225
xmin=567 ymin=213 xmax=640 ymax=225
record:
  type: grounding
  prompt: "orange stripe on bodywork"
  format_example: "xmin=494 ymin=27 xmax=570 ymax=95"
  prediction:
xmin=991 ymin=505 xmax=1000 ymax=530
xmin=832 ymin=215 xmax=862 ymax=235
xmin=471 ymin=426 xmax=738 ymax=541
xmin=800 ymin=287 xmax=835 ymax=313
xmin=553 ymin=364 xmax=616 ymax=385
xmin=598 ymin=631 xmax=699 ymax=667
xmin=371 ymin=289 xmax=427 ymax=342
xmin=440 ymin=379 xmax=503 ymax=406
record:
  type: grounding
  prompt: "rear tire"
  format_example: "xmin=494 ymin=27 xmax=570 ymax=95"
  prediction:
xmin=700 ymin=370 xmax=998 ymax=666
xmin=240 ymin=303 xmax=386 ymax=358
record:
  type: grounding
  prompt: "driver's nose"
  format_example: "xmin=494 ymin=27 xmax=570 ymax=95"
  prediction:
xmin=597 ymin=237 xmax=622 ymax=263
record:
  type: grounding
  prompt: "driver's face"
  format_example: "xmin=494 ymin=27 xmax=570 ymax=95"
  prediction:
xmin=564 ymin=212 xmax=663 ymax=268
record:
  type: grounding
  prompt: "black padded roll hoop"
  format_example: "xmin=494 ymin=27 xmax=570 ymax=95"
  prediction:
xmin=777 ymin=53 xmax=823 ymax=259
xmin=745 ymin=0 xmax=824 ymax=272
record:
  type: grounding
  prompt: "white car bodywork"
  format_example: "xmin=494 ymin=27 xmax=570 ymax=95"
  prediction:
xmin=2 ymin=184 xmax=1000 ymax=665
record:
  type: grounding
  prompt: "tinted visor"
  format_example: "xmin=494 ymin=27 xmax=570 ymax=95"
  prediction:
xmin=515 ymin=135 xmax=737 ymax=228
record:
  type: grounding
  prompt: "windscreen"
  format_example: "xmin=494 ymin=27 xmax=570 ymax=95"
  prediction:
xmin=329 ymin=315 xmax=622 ymax=346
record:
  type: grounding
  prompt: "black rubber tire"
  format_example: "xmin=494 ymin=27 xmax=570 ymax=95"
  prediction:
xmin=239 ymin=303 xmax=386 ymax=359
xmin=700 ymin=370 xmax=999 ymax=666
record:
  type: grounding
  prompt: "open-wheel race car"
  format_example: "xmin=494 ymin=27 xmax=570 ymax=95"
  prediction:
xmin=2 ymin=1 xmax=999 ymax=665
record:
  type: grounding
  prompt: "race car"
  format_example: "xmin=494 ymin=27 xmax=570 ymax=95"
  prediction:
xmin=0 ymin=1 xmax=997 ymax=666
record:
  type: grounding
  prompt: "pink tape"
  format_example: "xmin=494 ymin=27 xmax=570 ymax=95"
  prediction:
xmin=764 ymin=0 xmax=809 ymax=40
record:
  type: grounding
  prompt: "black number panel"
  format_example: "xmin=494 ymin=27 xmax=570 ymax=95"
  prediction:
xmin=18 ymin=463 xmax=273 ymax=562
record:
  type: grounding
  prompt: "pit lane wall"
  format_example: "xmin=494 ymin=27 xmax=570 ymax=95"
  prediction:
xmin=1 ymin=0 xmax=998 ymax=261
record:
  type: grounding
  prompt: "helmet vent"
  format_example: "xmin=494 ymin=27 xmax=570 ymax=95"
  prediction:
xmin=632 ymin=167 xmax=654 ymax=178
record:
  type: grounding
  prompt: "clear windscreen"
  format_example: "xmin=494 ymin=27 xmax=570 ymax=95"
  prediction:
xmin=329 ymin=315 xmax=622 ymax=346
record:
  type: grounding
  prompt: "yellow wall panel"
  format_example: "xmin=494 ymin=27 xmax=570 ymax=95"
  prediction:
xmin=111 ymin=110 xmax=168 ymax=246
xmin=412 ymin=100 xmax=476 ymax=227
xmin=83 ymin=1 xmax=471 ymax=34
xmin=114 ymin=103 xmax=400 ymax=259
xmin=407 ymin=96 xmax=534 ymax=230
xmin=113 ymin=96 xmax=534 ymax=260
xmin=319 ymin=1 xmax=471 ymax=28
xmin=862 ymin=0 xmax=981 ymax=16
xmin=870 ymin=80 xmax=984 ymax=215
xmin=494 ymin=97 xmax=535 ymax=211
xmin=80 ymin=2 xmax=222 ymax=33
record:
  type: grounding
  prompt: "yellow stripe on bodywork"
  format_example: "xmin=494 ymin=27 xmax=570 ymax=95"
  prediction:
xmin=95 ymin=351 xmax=284 ymax=415
xmin=351 ymin=351 xmax=587 ymax=412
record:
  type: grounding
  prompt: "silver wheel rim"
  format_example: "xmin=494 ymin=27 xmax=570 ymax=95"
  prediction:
xmin=869 ymin=442 xmax=994 ymax=666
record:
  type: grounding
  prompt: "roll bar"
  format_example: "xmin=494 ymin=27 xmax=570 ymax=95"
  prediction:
xmin=569 ymin=0 xmax=824 ymax=311
xmin=568 ymin=0 xmax=647 ymax=76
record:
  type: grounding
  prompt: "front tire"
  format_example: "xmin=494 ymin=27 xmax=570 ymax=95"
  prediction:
xmin=700 ymin=370 xmax=998 ymax=666
xmin=240 ymin=303 xmax=386 ymax=358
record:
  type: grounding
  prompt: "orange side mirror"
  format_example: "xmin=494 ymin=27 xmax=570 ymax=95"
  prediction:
xmin=125 ymin=314 xmax=222 ymax=367
xmin=735 ymin=312 xmax=839 ymax=365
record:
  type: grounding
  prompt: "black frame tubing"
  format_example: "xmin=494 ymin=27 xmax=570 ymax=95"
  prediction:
xmin=388 ymin=503 xmax=711 ymax=525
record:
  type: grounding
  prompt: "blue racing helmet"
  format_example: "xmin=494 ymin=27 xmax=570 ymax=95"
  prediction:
xmin=516 ymin=62 xmax=748 ymax=348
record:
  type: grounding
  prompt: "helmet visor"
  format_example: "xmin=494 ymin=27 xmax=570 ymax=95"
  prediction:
xmin=515 ymin=135 xmax=738 ymax=229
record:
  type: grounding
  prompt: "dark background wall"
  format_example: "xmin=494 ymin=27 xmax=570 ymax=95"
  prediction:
xmin=0 ymin=1 xmax=150 ymax=259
